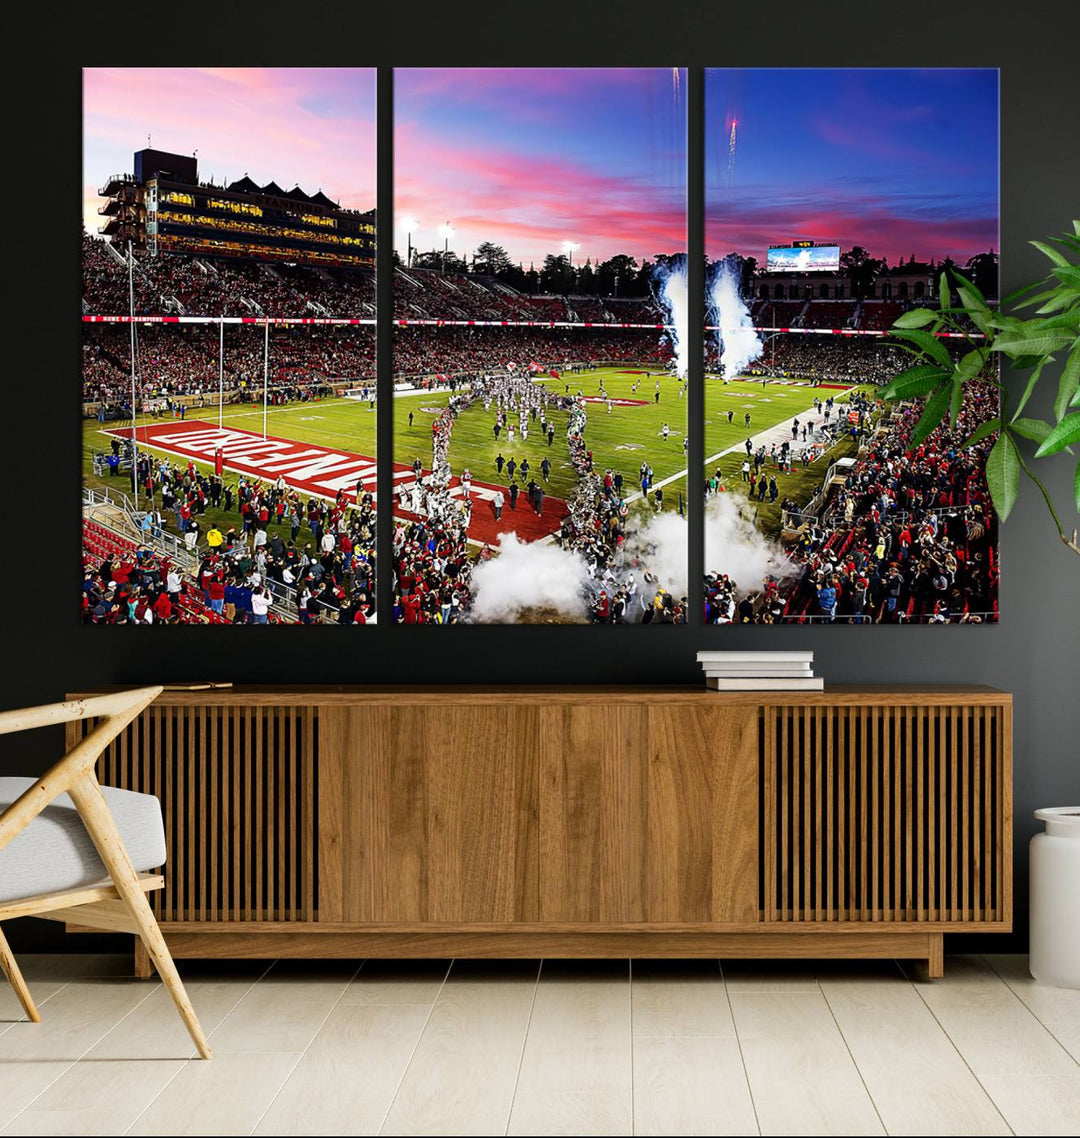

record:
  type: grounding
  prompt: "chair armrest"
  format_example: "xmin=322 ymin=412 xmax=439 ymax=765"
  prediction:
xmin=0 ymin=686 xmax=163 ymax=854
xmin=0 ymin=687 xmax=163 ymax=737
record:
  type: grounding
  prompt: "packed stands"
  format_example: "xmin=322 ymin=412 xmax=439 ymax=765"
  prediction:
xmin=751 ymin=300 xmax=806 ymax=327
xmin=82 ymin=324 xmax=374 ymax=406
xmin=82 ymin=519 xmax=239 ymax=625
xmin=83 ymin=234 xmax=375 ymax=318
xmin=859 ymin=301 xmax=907 ymax=330
xmin=705 ymin=385 xmax=999 ymax=624
xmin=393 ymin=326 xmax=672 ymax=380
xmin=800 ymin=300 xmax=859 ymax=329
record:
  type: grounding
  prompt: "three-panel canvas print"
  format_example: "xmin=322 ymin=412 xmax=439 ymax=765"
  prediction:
xmin=82 ymin=67 xmax=999 ymax=626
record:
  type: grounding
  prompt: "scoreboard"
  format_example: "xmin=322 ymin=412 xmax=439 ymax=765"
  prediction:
xmin=766 ymin=240 xmax=841 ymax=272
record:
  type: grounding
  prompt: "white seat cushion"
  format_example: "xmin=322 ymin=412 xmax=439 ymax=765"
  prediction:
xmin=0 ymin=777 xmax=166 ymax=904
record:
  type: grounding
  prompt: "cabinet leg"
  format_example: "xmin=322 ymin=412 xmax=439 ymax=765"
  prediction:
xmin=134 ymin=937 xmax=152 ymax=979
xmin=927 ymin=934 xmax=944 ymax=979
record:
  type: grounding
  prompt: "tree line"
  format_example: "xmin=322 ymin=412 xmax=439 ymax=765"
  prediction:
xmin=394 ymin=242 xmax=684 ymax=299
xmin=394 ymin=241 xmax=999 ymax=301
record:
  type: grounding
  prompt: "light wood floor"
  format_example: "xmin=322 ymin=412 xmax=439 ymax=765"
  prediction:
xmin=1 ymin=953 xmax=1079 ymax=1135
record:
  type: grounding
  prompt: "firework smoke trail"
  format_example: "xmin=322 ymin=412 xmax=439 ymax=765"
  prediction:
xmin=654 ymin=259 xmax=688 ymax=379
xmin=710 ymin=260 xmax=762 ymax=379
xmin=672 ymin=67 xmax=681 ymax=101
xmin=727 ymin=118 xmax=737 ymax=188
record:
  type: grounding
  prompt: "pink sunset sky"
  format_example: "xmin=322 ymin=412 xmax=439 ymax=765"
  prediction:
xmin=82 ymin=68 xmax=376 ymax=237
xmin=394 ymin=68 xmax=687 ymax=267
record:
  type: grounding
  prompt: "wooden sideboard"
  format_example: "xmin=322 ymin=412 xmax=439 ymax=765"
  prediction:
xmin=65 ymin=686 xmax=1012 ymax=977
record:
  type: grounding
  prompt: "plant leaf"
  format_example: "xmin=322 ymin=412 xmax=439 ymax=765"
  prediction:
xmin=878 ymin=364 xmax=952 ymax=401
xmin=1013 ymin=286 xmax=1065 ymax=310
xmin=1031 ymin=239 xmax=1070 ymax=267
xmin=1035 ymin=290 xmax=1080 ymax=315
xmin=956 ymin=349 xmax=987 ymax=379
xmin=994 ymin=328 xmax=1074 ymax=357
xmin=893 ymin=308 xmax=937 ymax=328
xmin=1010 ymin=417 xmax=1052 ymax=444
xmin=985 ymin=433 xmax=1021 ymax=520
xmin=949 ymin=380 xmax=964 ymax=427
xmin=1009 ymin=354 xmax=1046 ymax=371
xmin=891 ymin=328 xmax=953 ymax=368
xmin=1033 ymin=313 xmax=1080 ymax=334
xmin=1004 ymin=278 xmax=1053 ymax=306
xmin=963 ymin=419 xmax=1001 ymax=448
xmin=1056 ymin=341 xmax=1080 ymax=422
xmin=1053 ymin=265 xmax=1080 ymax=288
xmin=1035 ymin=412 xmax=1080 ymax=457
xmin=1011 ymin=357 xmax=1048 ymax=420
xmin=908 ymin=384 xmax=952 ymax=450
xmin=951 ymin=270 xmax=985 ymax=305
xmin=956 ymin=286 xmax=991 ymax=333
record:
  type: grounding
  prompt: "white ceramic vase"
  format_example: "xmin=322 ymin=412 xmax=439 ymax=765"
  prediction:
xmin=1030 ymin=807 xmax=1080 ymax=988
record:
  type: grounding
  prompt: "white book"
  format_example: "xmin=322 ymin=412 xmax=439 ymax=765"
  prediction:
xmin=706 ymin=677 xmax=824 ymax=691
xmin=703 ymin=661 xmax=812 ymax=673
xmin=704 ymin=667 xmax=814 ymax=678
xmin=696 ymin=650 xmax=814 ymax=663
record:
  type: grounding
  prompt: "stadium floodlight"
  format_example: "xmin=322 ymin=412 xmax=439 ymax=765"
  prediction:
xmin=401 ymin=216 xmax=420 ymax=267
xmin=562 ymin=240 xmax=581 ymax=268
xmin=438 ymin=222 xmax=455 ymax=272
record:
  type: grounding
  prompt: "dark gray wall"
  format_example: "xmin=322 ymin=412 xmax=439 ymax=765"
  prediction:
xmin=2 ymin=4 xmax=1077 ymax=952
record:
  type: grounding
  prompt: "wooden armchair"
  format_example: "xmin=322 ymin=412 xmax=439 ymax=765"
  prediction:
xmin=0 ymin=686 xmax=211 ymax=1059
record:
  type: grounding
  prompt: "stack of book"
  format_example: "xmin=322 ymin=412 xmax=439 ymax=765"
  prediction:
xmin=696 ymin=651 xmax=823 ymax=691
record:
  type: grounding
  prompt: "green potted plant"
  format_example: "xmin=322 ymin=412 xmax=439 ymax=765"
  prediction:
xmin=879 ymin=226 xmax=1080 ymax=987
xmin=877 ymin=221 xmax=1080 ymax=557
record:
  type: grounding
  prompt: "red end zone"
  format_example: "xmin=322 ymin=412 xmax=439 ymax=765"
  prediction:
xmin=107 ymin=419 xmax=566 ymax=545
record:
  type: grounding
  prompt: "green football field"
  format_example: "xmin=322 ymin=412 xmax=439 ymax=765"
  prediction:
xmin=81 ymin=369 xmax=871 ymax=546
xmin=702 ymin=374 xmax=872 ymax=535
xmin=394 ymin=367 xmax=871 ymax=535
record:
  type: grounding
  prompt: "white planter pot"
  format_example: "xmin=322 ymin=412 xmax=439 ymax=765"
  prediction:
xmin=1030 ymin=808 xmax=1080 ymax=988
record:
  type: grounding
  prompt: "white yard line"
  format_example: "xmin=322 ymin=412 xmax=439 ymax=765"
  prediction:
xmin=622 ymin=406 xmax=823 ymax=504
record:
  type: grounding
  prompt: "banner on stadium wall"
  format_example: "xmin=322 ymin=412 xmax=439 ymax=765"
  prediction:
xmin=80 ymin=314 xmax=979 ymax=339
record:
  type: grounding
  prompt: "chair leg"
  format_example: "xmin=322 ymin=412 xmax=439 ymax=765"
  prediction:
xmin=0 ymin=924 xmax=40 ymax=1023
xmin=134 ymin=939 xmax=152 ymax=980
xmin=69 ymin=777 xmax=213 ymax=1059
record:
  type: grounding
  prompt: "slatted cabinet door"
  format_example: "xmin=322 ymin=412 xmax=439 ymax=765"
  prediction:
xmin=762 ymin=701 xmax=1010 ymax=927
xmin=70 ymin=703 xmax=319 ymax=924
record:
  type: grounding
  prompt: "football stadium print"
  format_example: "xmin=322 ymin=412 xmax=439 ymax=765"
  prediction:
xmin=393 ymin=67 xmax=690 ymax=624
xmin=82 ymin=68 xmax=377 ymax=625
xmin=81 ymin=66 xmax=999 ymax=627
xmin=703 ymin=68 xmax=1000 ymax=624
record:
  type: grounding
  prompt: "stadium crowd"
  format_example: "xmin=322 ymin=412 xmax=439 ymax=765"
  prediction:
xmin=723 ymin=335 xmax=913 ymax=386
xmin=84 ymin=237 xmax=671 ymax=324
xmin=85 ymin=443 xmax=376 ymax=624
xmin=393 ymin=326 xmax=671 ymax=381
xmin=83 ymin=235 xmax=376 ymax=318
xmin=82 ymin=324 xmax=374 ymax=408
xmin=706 ymin=385 xmax=1000 ymax=624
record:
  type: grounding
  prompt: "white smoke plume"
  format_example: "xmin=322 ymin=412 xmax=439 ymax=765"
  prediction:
xmin=467 ymin=532 xmax=591 ymax=623
xmin=705 ymin=493 xmax=793 ymax=596
xmin=625 ymin=508 xmax=687 ymax=599
xmin=710 ymin=261 xmax=763 ymax=378
xmin=655 ymin=259 xmax=689 ymax=379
